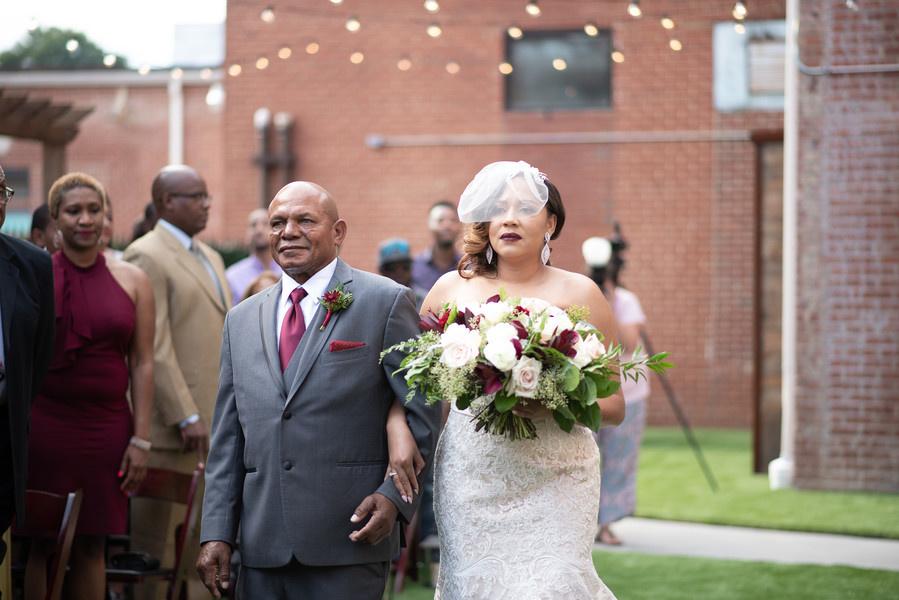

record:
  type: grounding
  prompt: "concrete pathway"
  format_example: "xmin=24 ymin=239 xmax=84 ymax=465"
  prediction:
xmin=594 ymin=517 xmax=899 ymax=572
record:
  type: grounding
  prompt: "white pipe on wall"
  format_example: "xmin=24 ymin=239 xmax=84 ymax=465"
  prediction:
xmin=168 ymin=73 xmax=184 ymax=165
xmin=769 ymin=0 xmax=799 ymax=490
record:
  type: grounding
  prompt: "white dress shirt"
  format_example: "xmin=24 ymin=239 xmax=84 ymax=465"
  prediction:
xmin=276 ymin=258 xmax=338 ymax=344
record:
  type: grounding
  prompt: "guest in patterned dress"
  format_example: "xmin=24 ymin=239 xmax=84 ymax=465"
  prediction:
xmin=584 ymin=233 xmax=651 ymax=546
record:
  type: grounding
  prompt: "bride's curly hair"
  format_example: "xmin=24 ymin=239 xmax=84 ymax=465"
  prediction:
xmin=458 ymin=178 xmax=566 ymax=279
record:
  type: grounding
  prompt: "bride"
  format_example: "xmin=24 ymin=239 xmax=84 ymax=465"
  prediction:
xmin=416 ymin=161 xmax=624 ymax=599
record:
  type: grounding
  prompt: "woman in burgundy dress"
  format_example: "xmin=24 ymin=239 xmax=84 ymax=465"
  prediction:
xmin=25 ymin=173 xmax=155 ymax=600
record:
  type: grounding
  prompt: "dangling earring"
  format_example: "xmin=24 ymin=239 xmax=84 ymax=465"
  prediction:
xmin=485 ymin=244 xmax=494 ymax=265
xmin=541 ymin=232 xmax=551 ymax=265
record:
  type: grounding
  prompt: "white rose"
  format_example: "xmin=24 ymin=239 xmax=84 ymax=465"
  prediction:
xmin=540 ymin=310 xmax=574 ymax=343
xmin=519 ymin=297 xmax=551 ymax=314
xmin=571 ymin=336 xmax=595 ymax=368
xmin=510 ymin=356 xmax=542 ymax=398
xmin=580 ymin=334 xmax=606 ymax=361
xmin=485 ymin=322 xmax=518 ymax=346
xmin=479 ymin=301 xmax=513 ymax=325
xmin=440 ymin=323 xmax=482 ymax=368
xmin=483 ymin=340 xmax=518 ymax=372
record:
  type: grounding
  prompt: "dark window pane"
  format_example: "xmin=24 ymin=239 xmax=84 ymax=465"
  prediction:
xmin=506 ymin=29 xmax=612 ymax=111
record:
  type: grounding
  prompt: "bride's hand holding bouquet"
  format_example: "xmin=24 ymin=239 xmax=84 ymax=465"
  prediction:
xmin=382 ymin=293 xmax=671 ymax=440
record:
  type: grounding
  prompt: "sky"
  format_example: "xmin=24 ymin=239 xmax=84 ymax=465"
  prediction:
xmin=3 ymin=0 xmax=227 ymax=68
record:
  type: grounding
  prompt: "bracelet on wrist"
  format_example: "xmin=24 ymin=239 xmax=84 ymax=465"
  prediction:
xmin=129 ymin=436 xmax=152 ymax=451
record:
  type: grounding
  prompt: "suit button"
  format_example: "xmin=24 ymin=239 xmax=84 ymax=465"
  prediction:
xmin=283 ymin=411 xmax=292 ymax=420
xmin=283 ymin=461 xmax=293 ymax=471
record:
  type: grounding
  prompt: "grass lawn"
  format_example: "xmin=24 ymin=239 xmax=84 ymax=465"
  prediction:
xmin=636 ymin=427 xmax=899 ymax=538
xmin=392 ymin=551 xmax=899 ymax=599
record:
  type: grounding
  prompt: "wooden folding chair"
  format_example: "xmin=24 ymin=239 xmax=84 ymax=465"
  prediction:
xmin=106 ymin=464 xmax=204 ymax=600
xmin=13 ymin=489 xmax=84 ymax=600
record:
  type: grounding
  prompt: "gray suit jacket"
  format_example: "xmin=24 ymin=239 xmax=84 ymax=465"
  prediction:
xmin=200 ymin=259 xmax=438 ymax=568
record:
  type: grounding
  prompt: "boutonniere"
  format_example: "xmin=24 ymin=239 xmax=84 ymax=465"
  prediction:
xmin=319 ymin=284 xmax=353 ymax=330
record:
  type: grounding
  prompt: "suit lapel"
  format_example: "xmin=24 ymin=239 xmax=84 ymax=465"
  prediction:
xmin=155 ymin=225 xmax=226 ymax=313
xmin=0 ymin=242 xmax=18 ymax=353
xmin=258 ymin=282 xmax=285 ymax=396
xmin=284 ymin=259 xmax=354 ymax=408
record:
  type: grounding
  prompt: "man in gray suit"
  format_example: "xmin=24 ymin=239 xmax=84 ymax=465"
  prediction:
xmin=197 ymin=182 xmax=437 ymax=598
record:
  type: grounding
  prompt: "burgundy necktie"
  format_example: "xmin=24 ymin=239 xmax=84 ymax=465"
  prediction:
xmin=279 ymin=287 xmax=308 ymax=371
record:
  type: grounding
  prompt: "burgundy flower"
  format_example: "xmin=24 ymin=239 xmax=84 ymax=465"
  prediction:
xmin=485 ymin=294 xmax=502 ymax=304
xmin=474 ymin=362 xmax=504 ymax=395
xmin=551 ymin=329 xmax=579 ymax=358
xmin=510 ymin=319 xmax=529 ymax=340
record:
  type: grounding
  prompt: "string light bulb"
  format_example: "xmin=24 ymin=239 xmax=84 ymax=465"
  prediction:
xmin=345 ymin=16 xmax=361 ymax=32
xmin=171 ymin=68 xmax=184 ymax=80
xmin=627 ymin=1 xmax=642 ymax=18
xmin=28 ymin=18 xmax=39 ymax=31
xmin=350 ymin=51 xmax=365 ymax=64
xmin=228 ymin=64 xmax=242 ymax=76
xmin=65 ymin=39 xmax=79 ymax=52
xmin=498 ymin=62 xmax=514 ymax=75
xmin=734 ymin=21 xmax=746 ymax=34
xmin=201 ymin=68 xmax=213 ymax=80
xmin=661 ymin=16 xmax=675 ymax=29
xmin=446 ymin=61 xmax=460 ymax=74
xmin=278 ymin=46 xmax=292 ymax=59
xmin=138 ymin=64 xmax=151 ymax=75
xmin=424 ymin=0 xmax=440 ymax=13
xmin=669 ymin=39 xmax=683 ymax=51
xmin=611 ymin=50 xmax=625 ymax=63
xmin=845 ymin=0 xmax=859 ymax=10
xmin=584 ymin=23 xmax=599 ymax=37
xmin=732 ymin=1 xmax=747 ymax=20
xmin=256 ymin=57 xmax=270 ymax=70
xmin=329 ymin=0 xmax=343 ymax=4
xmin=507 ymin=26 xmax=523 ymax=39
xmin=525 ymin=1 xmax=541 ymax=17
xmin=427 ymin=24 xmax=443 ymax=37
xmin=397 ymin=57 xmax=412 ymax=71
xmin=103 ymin=54 xmax=117 ymax=67
xmin=260 ymin=6 xmax=275 ymax=23
xmin=305 ymin=42 xmax=320 ymax=54
xmin=552 ymin=58 xmax=567 ymax=71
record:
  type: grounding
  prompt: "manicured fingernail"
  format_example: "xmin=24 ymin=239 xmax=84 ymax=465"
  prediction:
xmin=350 ymin=514 xmax=360 ymax=523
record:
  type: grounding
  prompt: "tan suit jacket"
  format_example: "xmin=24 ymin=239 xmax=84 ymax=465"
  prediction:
xmin=123 ymin=222 xmax=231 ymax=450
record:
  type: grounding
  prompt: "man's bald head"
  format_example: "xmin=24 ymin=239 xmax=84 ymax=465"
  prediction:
xmin=268 ymin=181 xmax=346 ymax=283
xmin=271 ymin=181 xmax=339 ymax=222
xmin=151 ymin=165 xmax=202 ymax=205
xmin=150 ymin=164 xmax=210 ymax=236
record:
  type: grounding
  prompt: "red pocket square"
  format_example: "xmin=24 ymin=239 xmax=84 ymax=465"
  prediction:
xmin=329 ymin=340 xmax=366 ymax=352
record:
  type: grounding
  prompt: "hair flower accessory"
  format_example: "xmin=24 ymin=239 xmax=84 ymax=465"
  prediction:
xmin=319 ymin=284 xmax=353 ymax=330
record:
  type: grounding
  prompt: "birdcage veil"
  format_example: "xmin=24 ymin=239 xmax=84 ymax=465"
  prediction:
xmin=457 ymin=161 xmax=549 ymax=223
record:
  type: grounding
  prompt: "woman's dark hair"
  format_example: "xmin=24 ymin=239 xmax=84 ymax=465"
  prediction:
xmin=458 ymin=178 xmax=566 ymax=279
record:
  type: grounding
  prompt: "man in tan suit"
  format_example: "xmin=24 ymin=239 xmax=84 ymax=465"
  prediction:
xmin=123 ymin=165 xmax=230 ymax=599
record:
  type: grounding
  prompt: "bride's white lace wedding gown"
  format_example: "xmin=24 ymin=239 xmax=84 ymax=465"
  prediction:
xmin=434 ymin=405 xmax=617 ymax=599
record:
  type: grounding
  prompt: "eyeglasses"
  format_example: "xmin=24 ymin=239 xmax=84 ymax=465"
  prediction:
xmin=0 ymin=185 xmax=14 ymax=206
xmin=170 ymin=191 xmax=210 ymax=202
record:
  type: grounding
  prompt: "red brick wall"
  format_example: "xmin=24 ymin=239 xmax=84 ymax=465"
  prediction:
xmin=794 ymin=0 xmax=899 ymax=491
xmin=1 ymin=81 xmax=224 ymax=243
xmin=223 ymin=0 xmax=786 ymax=427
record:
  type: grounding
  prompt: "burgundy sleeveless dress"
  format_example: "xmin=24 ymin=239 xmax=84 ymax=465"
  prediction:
xmin=28 ymin=252 xmax=135 ymax=535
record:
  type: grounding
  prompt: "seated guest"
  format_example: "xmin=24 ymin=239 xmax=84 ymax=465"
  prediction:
xmin=225 ymin=207 xmax=282 ymax=305
xmin=130 ymin=201 xmax=158 ymax=243
xmin=24 ymin=173 xmax=155 ymax=600
xmin=378 ymin=238 xmax=427 ymax=309
xmin=28 ymin=204 xmax=59 ymax=253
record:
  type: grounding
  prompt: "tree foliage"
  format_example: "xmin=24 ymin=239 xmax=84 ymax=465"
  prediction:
xmin=0 ymin=27 xmax=128 ymax=71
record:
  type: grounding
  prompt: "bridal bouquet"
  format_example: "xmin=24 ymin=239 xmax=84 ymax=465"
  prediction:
xmin=383 ymin=294 xmax=671 ymax=440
